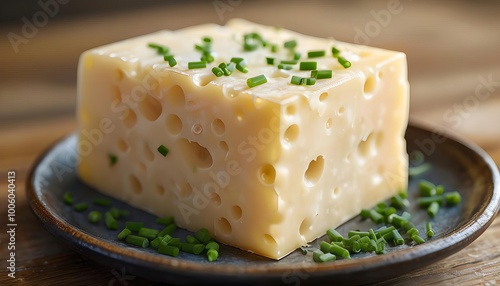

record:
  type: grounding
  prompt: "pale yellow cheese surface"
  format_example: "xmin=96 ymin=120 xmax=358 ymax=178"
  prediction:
xmin=77 ymin=19 xmax=409 ymax=259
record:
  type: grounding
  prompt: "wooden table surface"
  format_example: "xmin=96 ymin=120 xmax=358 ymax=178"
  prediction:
xmin=1 ymin=0 xmax=499 ymax=285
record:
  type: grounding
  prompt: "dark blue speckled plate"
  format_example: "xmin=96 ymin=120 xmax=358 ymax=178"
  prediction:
xmin=27 ymin=123 xmax=500 ymax=285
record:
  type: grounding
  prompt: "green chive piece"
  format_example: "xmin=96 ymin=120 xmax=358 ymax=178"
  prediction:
xmin=326 ymin=228 xmax=344 ymax=242
xmin=186 ymin=235 xmax=201 ymax=244
xmin=194 ymin=228 xmax=212 ymax=244
xmin=181 ymin=243 xmax=205 ymax=255
xmin=409 ymin=163 xmax=431 ymax=177
xmin=126 ymin=235 xmax=149 ymax=248
xmin=392 ymin=229 xmax=405 ymax=245
xmin=312 ymin=250 xmax=325 ymax=262
xmin=290 ymin=75 xmax=303 ymax=85
xmin=266 ymin=57 xmax=275 ymax=65
xmin=148 ymin=43 xmax=169 ymax=55
xmin=343 ymin=235 xmax=360 ymax=247
xmin=337 ymin=57 xmax=351 ymax=68
xmin=105 ymin=211 xmax=119 ymax=230
xmin=384 ymin=206 xmax=397 ymax=217
xmin=417 ymin=195 xmax=445 ymax=208
xmin=247 ymin=74 xmax=267 ymax=88
xmin=406 ymin=227 xmax=419 ymax=238
xmin=318 ymin=253 xmax=336 ymax=262
xmin=73 ymin=202 xmax=88 ymax=212
xmin=236 ymin=62 xmax=248 ymax=73
xmin=299 ymin=61 xmax=317 ymax=70
xmin=293 ymin=52 xmax=301 ymax=60
xmin=230 ymin=57 xmax=243 ymax=64
xmin=411 ymin=234 xmax=425 ymax=244
xmin=201 ymin=52 xmax=214 ymax=63
xmin=390 ymin=194 xmax=410 ymax=209
xmin=305 ymin=77 xmax=316 ymax=85
xmin=108 ymin=153 xmax=118 ymax=166
xmin=63 ymin=191 xmax=73 ymax=205
xmin=157 ymin=145 xmax=169 ymax=157
xmin=270 ymin=44 xmax=278 ymax=53
xmin=166 ymin=237 xmax=181 ymax=248
xmin=280 ymin=60 xmax=298 ymax=65
xmin=278 ymin=64 xmax=293 ymax=70
xmin=311 ymin=69 xmax=332 ymax=79
xmin=138 ymin=227 xmax=159 ymax=241
xmin=188 ymin=61 xmax=206 ymax=69
xmin=150 ymin=237 xmax=163 ymax=249
xmin=368 ymin=209 xmax=385 ymax=224
xmin=207 ymin=249 xmax=219 ymax=262
xmin=156 ymin=216 xmax=174 ymax=226
xmin=158 ymin=223 xmax=177 ymax=237
xmin=435 ymin=185 xmax=445 ymax=195
xmin=161 ymin=234 xmax=173 ymax=244
xmin=419 ymin=180 xmax=437 ymax=196
xmin=125 ymin=221 xmax=143 ymax=232
xmin=117 ymin=228 xmax=131 ymax=240
xmin=167 ymin=57 xmax=177 ymax=67
xmin=331 ymin=47 xmax=341 ymax=57
xmin=205 ymin=241 xmax=220 ymax=251
xmin=158 ymin=244 xmax=179 ymax=257
xmin=427 ymin=201 xmax=440 ymax=218
xmin=93 ymin=197 xmax=111 ymax=207
xmin=300 ymin=246 xmax=308 ymax=255
xmin=221 ymin=62 xmax=235 ymax=76
xmin=444 ymin=192 xmax=462 ymax=205
xmin=401 ymin=211 xmax=412 ymax=221
xmin=375 ymin=226 xmax=396 ymax=238
xmin=360 ymin=209 xmax=371 ymax=219
xmin=328 ymin=242 xmax=351 ymax=259
xmin=387 ymin=214 xmax=408 ymax=228
xmin=403 ymin=221 xmax=416 ymax=232
xmin=202 ymin=36 xmax=212 ymax=43
xmin=308 ymin=50 xmax=326 ymax=58
xmin=284 ymin=39 xmax=297 ymax=49
xmin=88 ymin=210 xmax=102 ymax=224
xmin=348 ymin=230 xmax=370 ymax=238
xmin=212 ymin=67 xmax=223 ymax=77
xmin=426 ymin=222 xmax=435 ymax=238
xmin=108 ymin=207 xmax=121 ymax=219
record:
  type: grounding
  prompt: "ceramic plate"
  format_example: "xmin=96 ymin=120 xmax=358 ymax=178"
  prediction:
xmin=27 ymin=123 xmax=500 ymax=285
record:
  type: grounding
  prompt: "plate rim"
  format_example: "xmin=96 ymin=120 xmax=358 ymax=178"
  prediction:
xmin=26 ymin=122 xmax=500 ymax=283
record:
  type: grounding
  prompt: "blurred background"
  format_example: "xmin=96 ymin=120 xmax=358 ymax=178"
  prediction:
xmin=0 ymin=0 xmax=499 ymax=284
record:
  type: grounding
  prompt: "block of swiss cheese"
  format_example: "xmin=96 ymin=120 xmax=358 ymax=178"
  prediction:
xmin=76 ymin=19 xmax=409 ymax=259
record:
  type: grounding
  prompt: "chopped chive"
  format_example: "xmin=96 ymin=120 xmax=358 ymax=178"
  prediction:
xmin=384 ymin=206 xmax=397 ymax=217
xmin=93 ymin=197 xmax=111 ymax=207
xmin=167 ymin=57 xmax=177 ymax=67
xmin=390 ymin=194 xmax=410 ymax=209
xmin=348 ymin=230 xmax=370 ymax=238
xmin=205 ymin=241 xmax=219 ymax=251
xmin=343 ymin=235 xmax=360 ymax=247
xmin=137 ymin=227 xmax=158 ymax=241
xmin=299 ymin=61 xmax=317 ymax=71
xmin=63 ymin=192 xmax=73 ymax=205
xmin=411 ymin=234 xmax=425 ymax=244
xmin=401 ymin=211 xmax=412 ymax=221
xmin=326 ymin=228 xmax=344 ymax=242
xmin=368 ymin=209 xmax=385 ymax=224
xmin=202 ymin=36 xmax=212 ymax=43
xmin=387 ymin=214 xmax=408 ymax=228
xmin=105 ymin=211 xmax=118 ymax=230
xmin=151 ymin=237 xmax=163 ymax=249
xmin=290 ymin=75 xmax=303 ymax=85
xmin=73 ymin=202 xmax=88 ymax=212
xmin=293 ymin=52 xmax=301 ymax=60
xmin=427 ymin=201 xmax=440 ymax=218
xmin=200 ymin=52 xmax=214 ymax=63
xmin=406 ymin=227 xmax=419 ymax=238
xmin=305 ymin=77 xmax=316 ymax=85
xmin=194 ymin=228 xmax=212 ymax=244
xmin=117 ymin=228 xmax=131 ymax=240
xmin=284 ymin=39 xmax=297 ymax=49
xmin=417 ymin=195 xmax=445 ymax=208
xmin=403 ymin=221 xmax=416 ymax=232
xmin=108 ymin=207 xmax=121 ymax=219
xmin=375 ymin=226 xmax=396 ymax=238
xmin=280 ymin=60 xmax=298 ymax=65
xmin=88 ymin=210 xmax=102 ymax=223
xmin=331 ymin=47 xmax=341 ymax=57
xmin=360 ymin=209 xmax=371 ymax=219
xmin=278 ymin=64 xmax=293 ymax=70
xmin=300 ymin=246 xmax=308 ymax=255
xmin=270 ymin=44 xmax=278 ymax=53
xmin=436 ymin=185 xmax=445 ymax=195
xmin=181 ymin=243 xmax=205 ymax=255
xmin=311 ymin=69 xmax=332 ymax=79
xmin=230 ymin=57 xmax=243 ymax=64
xmin=158 ymin=244 xmax=179 ymax=257
xmin=328 ymin=242 xmax=351 ymax=259
xmin=419 ymin=180 xmax=437 ymax=197
xmin=166 ymin=237 xmax=181 ymax=248
xmin=186 ymin=235 xmax=201 ymax=244
xmin=308 ymin=50 xmax=326 ymax=58
xmin=212 ymin=67 xmax=223 ymax=77
xmin=188 ymin=61 xmax=206 ymax=69
xmin=392 ymin=229 xmax=405 ymax=245
xmin=266 ymin=57 xmax=275 ymax=65
xmin=337 ymin=57 xmax=351 ymax=68
xmin=158 ymin=223 xmax=177 ymax=237
xmin=236 ymin=63 xmax=248 ymax=73
xmin=318 ymin=253 xmax=336 ymax=262
xmin=157 ymin=145 xmax=169 ymax=157
xmin=207 ymin=249 xmax=219 ymax=262
xmin=243 ymin=42 xmax=258 ymax=51
xmin=352 ymin=241 xmax=362 ymax=253
xmin=426 ymin=222 xmax=435 ymax=238
xmin=220 ymin=62 xmax=235 ymax=76
xmin=148 ymin=43 xmax=169 ymax=55
xmin=161 ymin=234 xmax=173 ymax=244
xmin=109 ymin=153 xmax=118 ymax=166
xmin=313 ymin=250 xmax=325 ymax=262
xmin=409 ymin=163 xmax=431 ymax=177
xmin=247 ymin=74 xmax=267 ymax=88
xmin=194 ymin=44 xmax=209 ymax=53
xmin=444 ymin=192 xmax=462 ymax=205
xmin=156 ymin=216 xmax=174 ymax=226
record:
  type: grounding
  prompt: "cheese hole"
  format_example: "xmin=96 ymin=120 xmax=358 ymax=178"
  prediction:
xmin=284 ymin=124 xmax=299 ymax=144
xmin=216 ymin=217 xmax=232 ymax=235
xmin=264 ymin=234 xmax=277 ymax=247
xmin=337 ymin=106 xmax=345 ymax=116
xmin=299 ymin=217 xmax=313 ymax=237
xmin=129 ymin=174 xmax=142 ymax=194
xmin=166 ymin=114 xmax=183 ymax=135
xmin=123 ymin=109 xmax=137 ymax=128
xmin=304 ymin=155 xmax=324 ymax=186
xmin=211 ymin=119 xmax=226 ymax=136
xmin=219 ymin=141 xmax=229 ymax=153
xmin=114 ymin=69 xmax=124 ymax=81
xmin=144 ymin=142 xmax=155 ymax=161
xmin=230 ymin=205 xmax=242 ymax=220
xmin=358 ymin=133 xmax=374 ymax=157
xmin=332 ymin=187 xmax=339 ymax=197
xmin=259 ymin=164 xmax=276 ymax=185
xmin=285 ymin=104 xmax=296 ymax=117
xmin=364 ymin=75 xmax=376 ymax=94
xmin=176 ymin=138 xmax=213 ymax=169
xmin=112 ymin=86 xmax=122 ymax=102
xmin=178 ymin=182 xmax=192 ymax=198
xmin=167 ymin=85 xmax=185 ymax=108
xmin=319 ymin=92 xmax=329 ymax=102
xmin=211 ymin=192 xmax=222 ymax=206
xmin=117 ymin=138 xmax=129 ymax=152
xmin=326 ymin=118 xmax=333 ymax=129
xmin=139 ymin=94 xmax=162 ymax=121
xmin=156 ymin=185 xmax=165 ymax=196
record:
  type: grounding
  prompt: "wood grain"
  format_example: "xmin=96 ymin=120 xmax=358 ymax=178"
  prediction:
xmin=1 ymin=0 xmax=499 ymax=285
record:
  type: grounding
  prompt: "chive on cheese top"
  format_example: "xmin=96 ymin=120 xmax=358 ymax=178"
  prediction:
xmin=76 ymin=19 xmax=409 ymax=260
